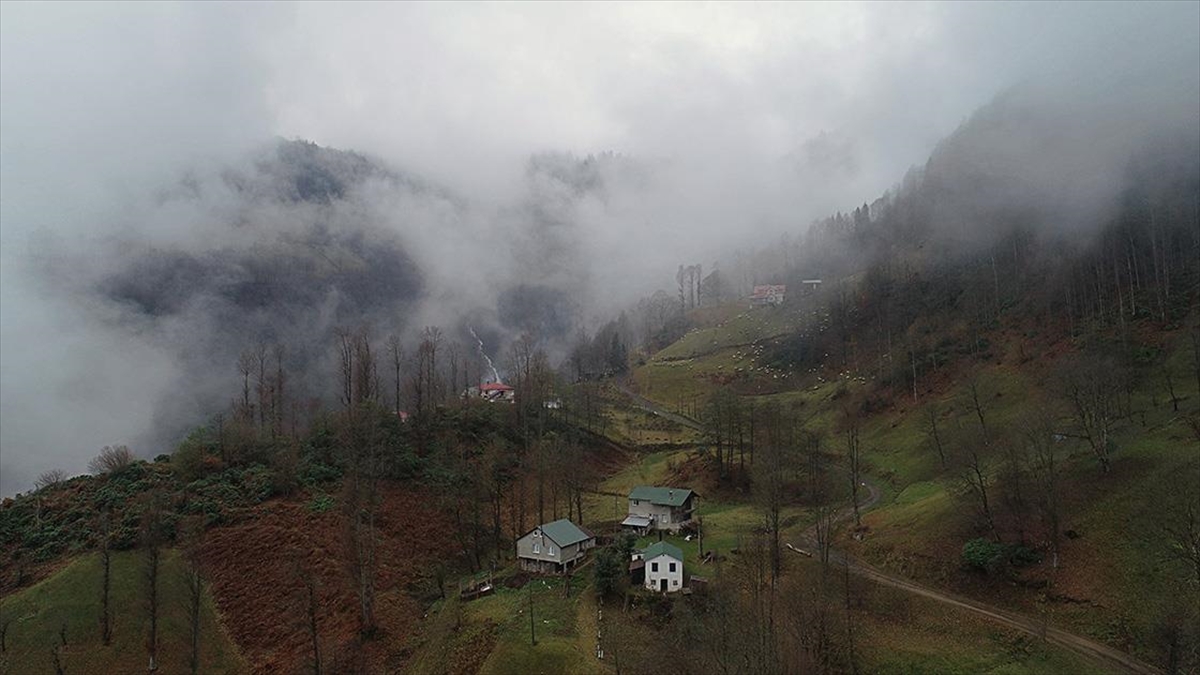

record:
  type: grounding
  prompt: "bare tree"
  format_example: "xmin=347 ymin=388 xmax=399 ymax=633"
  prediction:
xmin=754 ymin=404 xmax=793 ymax=581
xmin=958 ymin=428 xmax=998 ymax=541
xmin=1161 ymin=363 xmax=1182 ymax=413
xmin=1060 ymin=356 xmax=1124 ymax=473
xmin=804 ymin=431 xmax=836 ymax=571
xmin=254 ymin=341 xmax=269 ymax=429
xmin=412 ymin=327 xmax=443 ymax=416
xmin=843 ymin=410 xmax=863 ymax=528
xmin=336 ymin=327 xmax=355 ymax=412
xmin=341 ymin=409 xmax=383 ymax=637
xmin=141 ymin=495 xmax=167 ymax=672
xmin=1025 ymin=409 xmax=1065 ymax=569
xmin=179 ymin=519 xmax=205 ymax=675
xmin=0 ymin=598 xmax=11 ymax=653
xmin=1158 ymin=461 xmax=1200 ymax=585
xmin=273 ymin=343 xmax=287 ymax=438
xmin=35 ymin=469 xmax=66 ymax=491
xmin=88 ymin=445 xmax=134 ymax=475
xmin=236 ymin=349 xmax=255 ymax=420
xmin=923 ymin=404 xmax=947 ymax=468
xmin=967 ymin=376 xmax=990 ymax=444
xmin=294 ymin=559 xmax=323 ymax=675
xmin=99 ymin=510 xmax=113 ymax=646
xmin=998 ymin=436 xmax=1030 ymax=545
xmin=1191 ymin=321 xmax=1200 ymax=398
xmin=387 ymin=335 xmax=403 ymax=415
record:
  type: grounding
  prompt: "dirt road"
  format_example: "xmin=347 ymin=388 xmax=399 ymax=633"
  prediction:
xmin=614 ymin=381 xmax=1161 ymax=675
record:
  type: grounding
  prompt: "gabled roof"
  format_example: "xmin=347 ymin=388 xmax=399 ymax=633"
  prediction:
xmin=480 ymin=382 xmax=514 ymax=392
xmin=642 ymin=541 xmax=683 ymax=562
xmin=750 ymin=284 xmax=786 ymax=299
xmin=535 ymin=519 xmax=593 ymax=547
xmin=629 ymin=486 xmax=695 ymax=507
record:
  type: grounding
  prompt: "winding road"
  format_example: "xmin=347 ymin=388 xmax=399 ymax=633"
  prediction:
xmin=614 ymin=381 xmax=1161 ymax=675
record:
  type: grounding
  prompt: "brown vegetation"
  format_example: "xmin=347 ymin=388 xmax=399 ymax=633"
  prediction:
xmin=197 ymin=484 xmax=454 ymax=675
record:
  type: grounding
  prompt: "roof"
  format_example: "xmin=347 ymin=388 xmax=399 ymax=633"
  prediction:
xmin=537 ymin=519 xmax=592 ymax=547
xmin=641 ymin=541 xmax=683 ymax=562
xmin=621 ymin=515 xmax=653 ymax=528
xmin=749 ymin=284 xmax=786 ymax=299
xmin=480 ymin=382 xmax=514 ymax=392
xmin=629 ymin=486 xmax=695 ymax=507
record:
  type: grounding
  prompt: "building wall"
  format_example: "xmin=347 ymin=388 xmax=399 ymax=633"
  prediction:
xmin=516 ymin=530 xmax=591 ymax=573
xmin=643 ymin=554 xmax=684 ymax=593
xmin=627 ymin=496 xmax=696 ymax=531
xmin=627 ymin=500 xmax=673 ymax=524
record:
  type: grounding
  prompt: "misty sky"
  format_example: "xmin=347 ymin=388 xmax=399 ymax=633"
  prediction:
xmin=2 ymin=1 xmax=1197 ymax=495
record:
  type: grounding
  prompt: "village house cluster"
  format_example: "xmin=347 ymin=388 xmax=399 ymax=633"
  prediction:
xmin=515 ymin=484 xmax=698 ymax=594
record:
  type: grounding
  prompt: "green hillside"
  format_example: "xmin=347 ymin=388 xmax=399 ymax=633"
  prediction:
xmin=629 ymin=298 xmax=1200 ymax=671
xmin=0 ymin=550 xmax=246 ymax=675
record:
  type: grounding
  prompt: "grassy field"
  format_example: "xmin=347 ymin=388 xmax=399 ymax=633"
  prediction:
xmin=0 ymin=550 xmax=246 ymax=675
xmin=407 ymin=571 xmax=599 ymax=675
xmin=856 ymin=581 xmax=1118 ymax=675
xmin=626 ymin=299 xmax=1200 ymax=670
xmin=592 ymin=384 xmax=702 ymax=448
xmin=408 ymin=307 xmax=1199 ymax=674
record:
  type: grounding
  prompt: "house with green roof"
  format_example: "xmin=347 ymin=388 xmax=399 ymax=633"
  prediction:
xmin=516 ymin=518 xmax=596 ymax=574
xmin=623 ymin=486 xmax=698 ymax=533
xmin=638 ymin=541 xmax=684 ymax=593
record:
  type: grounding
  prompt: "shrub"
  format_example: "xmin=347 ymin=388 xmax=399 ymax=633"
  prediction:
xmin=88 ymin=445 xmax=135 ymax=475
xmin=34 ymin=470 xmax=66 ymax=491
xmin=962 ymin=538 xmax=1042 ymax=574
xmin=962 ymin=538 xmax=1007 ymax=571
xmin=300 ymin=461 xmax=342 ymax=487
xmin=307 ymin=494 xmax=335 ymax=514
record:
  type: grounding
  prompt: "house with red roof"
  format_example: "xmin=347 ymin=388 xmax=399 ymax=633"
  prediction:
xmin=478 ymin=381 xmax=515 ymax=403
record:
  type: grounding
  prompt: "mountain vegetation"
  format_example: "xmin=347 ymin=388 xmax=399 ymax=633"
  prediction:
xmin=2 ymin=81 xmax=1198 ymax=675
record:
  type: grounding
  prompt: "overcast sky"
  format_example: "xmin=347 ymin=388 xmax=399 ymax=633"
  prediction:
xmin=2 ymin=1 xmax=1197 ymax=494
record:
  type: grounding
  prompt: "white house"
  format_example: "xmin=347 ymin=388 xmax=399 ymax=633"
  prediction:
xmin=640 ymin=541 xmax=684 ymax=593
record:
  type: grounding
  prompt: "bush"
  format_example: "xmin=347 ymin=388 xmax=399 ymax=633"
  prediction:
xmin=300 ymin=461 xmax=342 ymax=487
xmin=307 ymin=494 xmax=335 ymax=514
xmin=962 ymin=538 xmax=1007 ymax=571
xmin=962 ymin=538 xmax=1042 ymax=574
xmin=88 ymin=445 xmax=135 ymax=475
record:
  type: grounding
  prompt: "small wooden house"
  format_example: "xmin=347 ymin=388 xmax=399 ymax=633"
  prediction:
xmin=516 ymin=519 xmax=595 ymax=574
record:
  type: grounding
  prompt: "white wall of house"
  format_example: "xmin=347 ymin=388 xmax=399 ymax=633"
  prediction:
xmin=627 ymin=497 xmax=695 ymax=531
xmin=643 ymin=554 xmax=684 ymax=593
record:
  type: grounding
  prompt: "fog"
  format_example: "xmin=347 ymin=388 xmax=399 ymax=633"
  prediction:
xmin=2 ymin=1 xmax=1197 ymax=495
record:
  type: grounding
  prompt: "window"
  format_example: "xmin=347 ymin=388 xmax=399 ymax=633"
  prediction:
xmin=673 ymin=580 xmax=679 ymax=586
xmin=662 ymin=513 xmax=670 ymax=523
xmin=549 ymin=546 xmax=555 ymax=556
xmin=651 ymin=562 xmax=658 ymax=572
xmin=533 ymin=541 xmax=540 ymax=554
xmin=669 ymin=562 xmax=676 ymax=573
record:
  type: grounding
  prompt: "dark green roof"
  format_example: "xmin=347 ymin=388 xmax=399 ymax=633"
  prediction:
xmin=538 ymin=519 xmax=592 ymax=547
xmin=641 ymin=541 xmax=683 ymax=562
xmin=629 ymin=486 xmax=695 ymax=507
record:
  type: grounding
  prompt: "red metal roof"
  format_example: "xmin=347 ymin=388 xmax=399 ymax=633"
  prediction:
xmin=479 ymin=382 xmax=514 ymax=392
xmin=750 ymin=284 xmax=786 ymax=299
